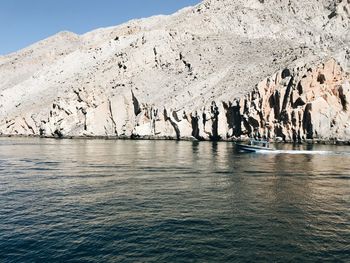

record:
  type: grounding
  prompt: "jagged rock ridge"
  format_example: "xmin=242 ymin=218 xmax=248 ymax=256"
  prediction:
xmin=0 ymin=0 xmax=349 ymax=142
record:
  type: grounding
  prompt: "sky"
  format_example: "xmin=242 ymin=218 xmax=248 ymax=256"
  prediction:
xmin=0 ymin=0 xmax=201 ymax=55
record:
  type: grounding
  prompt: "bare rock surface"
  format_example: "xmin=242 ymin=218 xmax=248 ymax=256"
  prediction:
xmin=0 ymin=0 xmax=349 ymax=142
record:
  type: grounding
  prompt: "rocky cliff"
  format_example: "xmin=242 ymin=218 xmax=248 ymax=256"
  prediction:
xmin=0 ymin=0 xmax=349 ymax=142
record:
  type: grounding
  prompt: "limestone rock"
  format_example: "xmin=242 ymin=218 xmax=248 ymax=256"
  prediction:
xmin=0 ymin=0 xmax=349 ymax=142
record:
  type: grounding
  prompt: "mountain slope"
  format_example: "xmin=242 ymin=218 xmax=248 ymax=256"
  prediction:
xmin=0 ymin=0 xmax=349 ymax=142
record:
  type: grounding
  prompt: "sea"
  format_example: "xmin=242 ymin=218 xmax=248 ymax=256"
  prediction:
xmin=0 ymin=138 xmax=349 ymax=262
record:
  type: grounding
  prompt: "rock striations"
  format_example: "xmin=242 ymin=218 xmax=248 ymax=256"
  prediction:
xmin=0 ymin=0 xmax=349 ymax=142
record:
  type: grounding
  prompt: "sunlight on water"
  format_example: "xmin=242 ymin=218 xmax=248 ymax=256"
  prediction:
xmin=0 ymin=138 xmax=349 ymax=262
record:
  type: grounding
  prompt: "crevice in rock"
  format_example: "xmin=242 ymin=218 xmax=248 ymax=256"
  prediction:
xmin=248 ymin=116 xmax=260 ymax=129
xmin=338 ymin=86 xmax=347 ymax=111
xmin=164 ymin=108 xmax=180 ymax=139
xmin=172 ymin=111 xmax=181 ymax=122
xmin=297 ymin=81 xmax=303 ymax=95
xmin=73 ymin=90 xmax=84 ymax=103
xmin=53 ymin=129 xmax=63 ymax=138
xmin=223 ymin=101 xmax=242 ymax=137
xmin=279 ymin=110 xmax=290 ymax=125
xmin=210 ymin=101 xmax=221 ymax=141
xmin=108 ymin=99 xmax=118 ymax=136
xmin=269 ymin=90 xmax=281 ymax=119
xmin=328 ymin=10 xmax=337 ymax=19
xmin=23 ymin=118 xmax=35 ymax=135
xmin=153 ymin=47 xmax=159 ymax=67
xmin=303 ymin=103 xmax=313 ymax=139
xmin=191 ymin=111 xmax=201 ymax=139
xmin=131 ymin=90 xmax=141 ymax=116
xmin=275 ymin=125 xmax=286 ymax=141
xmin=202 ymin=112 xmax=207 ymax=127
xmin=317 ymin=73 xmax=326 ymax=84
xmin=293 ymin=97 xmax=306 ymax=108
xmin=282 ymin=77 xmax=294 ymax=111
xmin=243 ymin=117 xmax=252 ymax=137
xmin=281 ymin=68 xmax=291 ymax=79
xmin=179 ymin=52 xmax=192 ymax=72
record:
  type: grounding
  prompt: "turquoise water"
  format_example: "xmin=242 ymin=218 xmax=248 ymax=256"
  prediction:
xmin=0 ymin=138 xmax=349 ymax=262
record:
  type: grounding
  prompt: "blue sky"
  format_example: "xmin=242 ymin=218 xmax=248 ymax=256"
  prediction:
xmin=0 ymin=0 xmax=201 ymax=55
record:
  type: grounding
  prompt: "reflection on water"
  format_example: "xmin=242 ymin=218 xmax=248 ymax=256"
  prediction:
xmin=0 ymin=138 xmax=349 ymax=262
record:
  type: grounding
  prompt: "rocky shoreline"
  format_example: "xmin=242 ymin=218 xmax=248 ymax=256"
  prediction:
xmin=2 ymin=133 xmax=350 ymax=146
xmin=4 ymin=58 xmax=349 ymax=144
xmin=1 ymin=58 xmax=349 ymax=144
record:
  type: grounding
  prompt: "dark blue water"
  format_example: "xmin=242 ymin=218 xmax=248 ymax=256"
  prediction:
xmin=0 ymin=138 xmax=349 ymax=262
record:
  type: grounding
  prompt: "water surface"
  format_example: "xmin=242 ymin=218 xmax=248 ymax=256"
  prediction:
xmin=0 ymin=138 xmax=349 ymax=262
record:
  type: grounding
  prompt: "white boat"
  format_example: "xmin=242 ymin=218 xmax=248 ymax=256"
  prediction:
xmin=235 ymin=139 xmax=274 ymax=153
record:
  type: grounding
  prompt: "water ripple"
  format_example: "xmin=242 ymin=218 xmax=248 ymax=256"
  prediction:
xmin=0 ymin=138 xmax=349 ymax=262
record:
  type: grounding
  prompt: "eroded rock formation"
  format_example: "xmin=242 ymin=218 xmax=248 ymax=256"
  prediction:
xmin=232 ymin=59 xmax=350 ymax=142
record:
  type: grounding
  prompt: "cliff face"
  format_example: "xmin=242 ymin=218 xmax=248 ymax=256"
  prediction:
xmin=233 ymin=59 xmax=350 ymax=142
xmin=0 ymin=0 xmax=349 ymax=142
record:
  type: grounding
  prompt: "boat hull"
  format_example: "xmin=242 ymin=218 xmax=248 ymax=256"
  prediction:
xmin=235 ymin=143 xmax=274 ymax=153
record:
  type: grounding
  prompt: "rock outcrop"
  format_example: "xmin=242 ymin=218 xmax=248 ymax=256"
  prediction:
xmin=0 ymin=0 xmax=349 ymax=142
xmin=231 ymin=59 xmax=350 ymax=142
